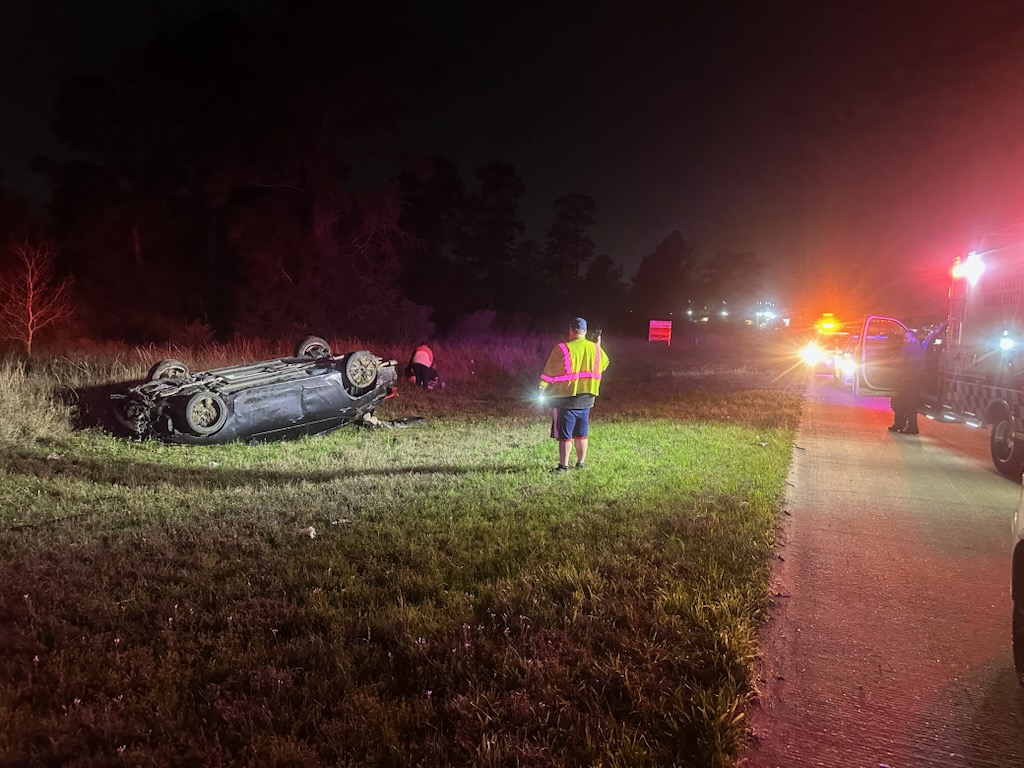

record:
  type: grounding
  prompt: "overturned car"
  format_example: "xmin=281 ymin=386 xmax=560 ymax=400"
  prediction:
xmin=111 ymin=336 xmax=398 ymax=445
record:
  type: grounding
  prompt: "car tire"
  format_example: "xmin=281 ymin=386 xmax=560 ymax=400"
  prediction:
xmin=1015 ymin=598 xmax=1024 ymax=688
xmin=181 ymin=391 xmax=228 ymax=436
xmin=295 ymin=335 xmax=331 ymax=358
xmin=112 ymin=398 xmax=146 ymax=436
xmin=990 ymin=415 xmax=1024 ymax=479
xmin=344 ymin=350 xmax=380 ymax=391
xmin=148 ymin=359 xmax=190 ymax=381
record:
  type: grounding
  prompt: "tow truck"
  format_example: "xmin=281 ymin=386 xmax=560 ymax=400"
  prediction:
xmin=850 ymin=245 xmax=1024 ymax=479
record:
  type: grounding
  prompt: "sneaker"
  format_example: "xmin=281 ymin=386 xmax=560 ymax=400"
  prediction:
xmin=551 ymin=464 xmax=569 ymax=473
xmin=575 ymin=462 xmax=585 ymax=469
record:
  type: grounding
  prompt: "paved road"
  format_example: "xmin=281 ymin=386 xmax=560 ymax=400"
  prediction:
xmin=743 ymin=374 xmax=1024 ymax=768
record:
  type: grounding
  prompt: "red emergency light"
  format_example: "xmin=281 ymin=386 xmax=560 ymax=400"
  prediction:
xmin=952 ymin=252 xmax=985 ymax=285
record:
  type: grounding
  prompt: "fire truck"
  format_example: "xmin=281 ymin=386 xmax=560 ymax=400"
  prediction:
xmin=851 ymin=243 xmax=1024 ymax=479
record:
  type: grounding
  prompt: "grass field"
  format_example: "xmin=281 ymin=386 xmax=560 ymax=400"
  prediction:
xmin=0 ymin=331 xmax=806 ymax=767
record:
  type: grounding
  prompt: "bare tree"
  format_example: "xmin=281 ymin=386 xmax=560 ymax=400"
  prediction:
xmin=0 ymin=239 xmax=73 ymax=355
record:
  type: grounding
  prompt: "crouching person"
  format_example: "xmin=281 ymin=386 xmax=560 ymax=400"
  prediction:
xmin=406 ymin=342 xmax=440 ymax=390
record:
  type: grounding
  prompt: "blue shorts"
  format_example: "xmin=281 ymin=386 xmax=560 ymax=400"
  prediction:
xmin=551 ymin=407 xmax=590 ymax=440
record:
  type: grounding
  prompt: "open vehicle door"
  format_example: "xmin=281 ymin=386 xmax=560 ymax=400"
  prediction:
xmin=852 ymin=314 xmax=911 ymax=397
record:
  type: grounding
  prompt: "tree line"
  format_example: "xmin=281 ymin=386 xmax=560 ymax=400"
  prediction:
xmin=0 ymin=1 xmax=766 ymax=349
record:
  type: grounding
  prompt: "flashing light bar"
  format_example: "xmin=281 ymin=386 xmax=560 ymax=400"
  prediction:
xmin=814 ymin=312 xmax=840 ymax=334
xmin=952 ymin=251 xmax=985 ymax=285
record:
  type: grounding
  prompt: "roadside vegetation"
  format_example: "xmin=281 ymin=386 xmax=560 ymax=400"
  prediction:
xmin=0 ymin=331 xmax=805 ymax=767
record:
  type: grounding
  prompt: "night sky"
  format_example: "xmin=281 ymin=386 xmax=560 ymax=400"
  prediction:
xmin=4 ymin=0 xmax=1024 ymax=318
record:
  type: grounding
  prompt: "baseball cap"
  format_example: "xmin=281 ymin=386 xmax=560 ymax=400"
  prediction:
xmin=570 ymin=317 xmax=587 ymax=332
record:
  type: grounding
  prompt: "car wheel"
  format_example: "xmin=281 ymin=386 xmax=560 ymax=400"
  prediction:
xmin=344 ymin=351 xmax=380 ymax=391
xmin=990 ymin=416 xmax=1024 ymax=479
xmin=148 ymin=359 xmax=190 ymax=381
xmin=296 ymin=335 xmax=331 ymax=358
xmin=181 ymin=391 xmax=228 ymax=436
xmin=1015 ymin=598 xmax=1024 ymax=688
xmin=112 ymin=398 xmax=147 ymax=436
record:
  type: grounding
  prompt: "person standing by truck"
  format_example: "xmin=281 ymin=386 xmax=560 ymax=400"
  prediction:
xmin=890 ymin=331 xmax=926 ymax=434
xmin=538 ymin=317 xmax=610 ymax=472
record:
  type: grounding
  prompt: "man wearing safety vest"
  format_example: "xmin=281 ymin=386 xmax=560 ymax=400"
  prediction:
xmin=538 ymin=317 xmax=610 ymax=472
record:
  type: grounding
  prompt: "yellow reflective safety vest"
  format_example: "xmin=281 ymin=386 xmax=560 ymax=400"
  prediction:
xmin=539 ymin=338 xmax=609 ymax=399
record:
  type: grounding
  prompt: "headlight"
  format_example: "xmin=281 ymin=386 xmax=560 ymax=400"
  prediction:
xmin=800 ymin=342 xmax=825 ymax=366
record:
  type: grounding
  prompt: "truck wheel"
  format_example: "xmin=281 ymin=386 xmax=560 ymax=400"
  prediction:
xmin=181 ymin=391 xmax=227 ymax=436
xmin=148 ymin=359 xmax=190 ymax=381
xmin=295 ymin=335 xmax=331 ymax=358
xmin=1015 ymin=599 xmax=1024 ymax=688
xmin=990 ymin=417 xmax=1024 ymax=479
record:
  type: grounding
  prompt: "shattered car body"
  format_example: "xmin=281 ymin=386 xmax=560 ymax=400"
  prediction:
xmin=111 ymin=336 xmax=398 ymax=445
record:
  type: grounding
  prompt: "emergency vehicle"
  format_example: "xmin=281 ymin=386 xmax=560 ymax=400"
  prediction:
xmin=851 ymin=243 xmax=1024 ymax=480
xmin=1015 ymin=484 xmax=1024 ymax=686
xmin=798 ymin=312 xmax=850 ymax=374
